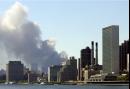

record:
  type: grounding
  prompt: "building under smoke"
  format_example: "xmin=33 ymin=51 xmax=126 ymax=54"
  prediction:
xmin=48 ymin=65 xmax=62 ymax=82
xmin=6 ymin=61 xmax=24 ymax=82
xmin=0 ymin=2 xmax=67 ymax=72
xmin=57 ymin=57 xmax=77 ymax=82
xmin=30 ymin=63 xmax=38 ymax=73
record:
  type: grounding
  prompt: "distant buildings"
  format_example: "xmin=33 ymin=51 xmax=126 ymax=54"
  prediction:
xmin=119 ymin=40 xmax=129 ymax=72
xmin=79 ymin=41 xmax=99 ymax=81
xmin=48 ymin=65 xmax=62 ymax=82
xmin=83 ymin=65 xmax=102 ymax=82
xmin=6 ymin=61 xmax=24 ymax=82
xmin=30 ymin=63 xmax=38 ymax=73
xmin=28 ymin=72 xmax=38 ymax=83
xmin=0 ymin=69 xmax=6 ymax=81
xmin=0 ymin=69 xmax=5 ymax=76
xmin=102 ymin=25 xmax=119 ymax=74
xmin=2 ymin=25 xmax=128 ymax=83
xmin=57 ymin=57 xmax=77 ymax=82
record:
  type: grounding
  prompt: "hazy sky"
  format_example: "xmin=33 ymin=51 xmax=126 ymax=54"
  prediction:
xmin=0 ymin=0 xmax=129 ymax=69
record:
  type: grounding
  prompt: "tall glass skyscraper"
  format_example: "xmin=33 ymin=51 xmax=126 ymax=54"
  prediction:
xmin=102 ymin=25 xmax=119 ymax=74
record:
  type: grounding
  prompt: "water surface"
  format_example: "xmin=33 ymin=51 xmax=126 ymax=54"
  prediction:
xmin=0 ymin=84 xmax=129 ymax=89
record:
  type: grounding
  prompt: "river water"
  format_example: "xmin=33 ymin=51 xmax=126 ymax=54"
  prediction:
xmin=0 ymin=84 xmax=129 ymax=89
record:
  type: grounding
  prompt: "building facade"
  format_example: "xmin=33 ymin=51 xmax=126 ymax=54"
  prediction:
xmin=80 ymin=47 xmax=91 ymax=68
xmin=77 ymin=58 xmax=80 ymax=80
xmin=119 ymin=40 xmax=129 ymax=72
xmin=57 ymin=57 xmax=77 ymax=82
xmin=102 ymin=25 xmax=119 ymax=74
xmin=80 ymin=47 xmax=91 ymax=80
xmin=6 ymin=61 xmax=24 ymax=82
xmin=48 ymin=65 xmax=62 ymax=82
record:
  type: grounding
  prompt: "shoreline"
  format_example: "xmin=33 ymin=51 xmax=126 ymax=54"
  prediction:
xmin=0 ymin=82 xmax=129 ymax=86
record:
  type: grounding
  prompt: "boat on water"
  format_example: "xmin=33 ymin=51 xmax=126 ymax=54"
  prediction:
xmin=4 ymin=82 xmax=16 ymax=85
xmin=40 ymin=82 xmax=45 ymax=85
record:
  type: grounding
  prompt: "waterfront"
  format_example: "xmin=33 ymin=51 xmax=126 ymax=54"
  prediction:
xmin=0 ymin=1 xmax=129 ymax=88
xmin=0 ymin=84 xmax=129 ymax=89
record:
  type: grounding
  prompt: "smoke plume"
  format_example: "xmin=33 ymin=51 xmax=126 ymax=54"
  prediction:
xmin=0 ymin=2 xmax=67 ymax=72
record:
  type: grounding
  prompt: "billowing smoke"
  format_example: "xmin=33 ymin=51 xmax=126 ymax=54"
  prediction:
xmin=0 ymin=2 xmax=68 ymax=72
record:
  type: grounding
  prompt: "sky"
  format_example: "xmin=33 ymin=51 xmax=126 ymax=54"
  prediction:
xmin=0 ymin=0 xmax=129 ymax=69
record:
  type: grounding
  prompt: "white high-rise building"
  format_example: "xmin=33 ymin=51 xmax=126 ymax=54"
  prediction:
xmin=102 ymin=25 xmax=119 ymax=74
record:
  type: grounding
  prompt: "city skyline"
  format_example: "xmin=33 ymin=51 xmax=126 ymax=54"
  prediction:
xmin=0 ymin=0 xmax=129 ymax=69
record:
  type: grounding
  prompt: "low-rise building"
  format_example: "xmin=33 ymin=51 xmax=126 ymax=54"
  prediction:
xmin=89 ymin=74 xmax=104 ymax=82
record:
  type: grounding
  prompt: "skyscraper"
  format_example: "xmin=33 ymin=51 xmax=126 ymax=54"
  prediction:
xmin=119 ymin=40 xmax=129 ymax=72
xmin=102 ymin=25 xmax=119 ymax=74
xmin=80 ymin=47 xmax=91 ymax=68
xmin=6 ymin=61 xmax=24 ymax=82
xmin=80 ymin=47 xmax=91 ymax=80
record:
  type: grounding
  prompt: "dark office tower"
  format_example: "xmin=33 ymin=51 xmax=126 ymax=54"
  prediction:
xmin=119 ymin=40 xmax=129 ymax=72
xmin=81 ymin=47 xmax=91 ymax=68
xmin=6 ymin=61 xmax=24 ymax=82
xmin=95 ymin=42 xmax=98 ymax=65
xmin=91 ymin=41 xmax=94 ymax=66
xmin=77 ymin=58 xmax=80 ymax=80
xmin=80 ymin=47 xmax=91 ymax=80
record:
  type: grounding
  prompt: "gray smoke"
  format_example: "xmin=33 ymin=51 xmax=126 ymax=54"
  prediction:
xmin=0 ymin=2 xmax=67 ymax=72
